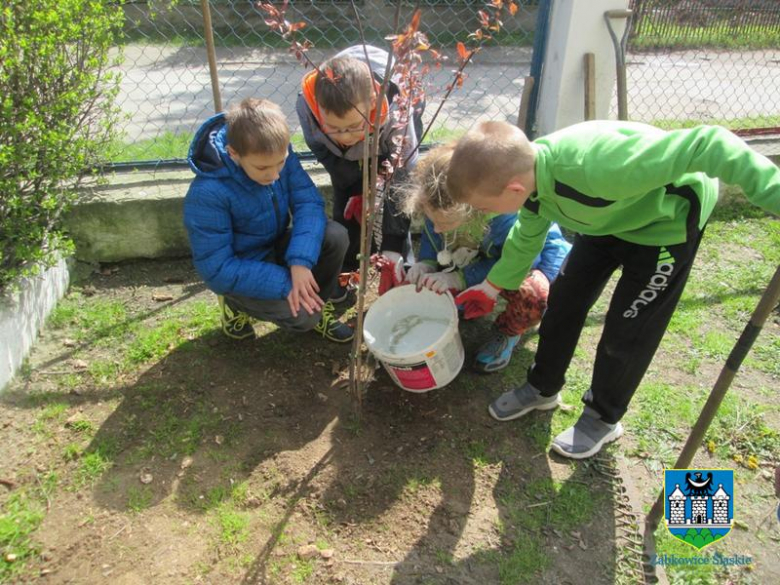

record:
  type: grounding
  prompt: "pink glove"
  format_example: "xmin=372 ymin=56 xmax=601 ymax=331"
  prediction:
xmin=374 ymin=251 xmax=405 ymax=295
xmin=419 ymin=271 xmax=465 ymax=295
xmin=405 ymin=262 xmax=436 ymax=286
xmin=343 ymin=195 xmax=363 ymax=224
xmin=455 ymin=279 xmax=502 ymax=319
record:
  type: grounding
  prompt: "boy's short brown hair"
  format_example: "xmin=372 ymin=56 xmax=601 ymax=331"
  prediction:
xmin=446 ymin=121 xmax=535 ymax=202
xmin=403 ymin=143 xmax=471 ymax=224
xmin=226 ymin=98 xmax=290 ymax=156
xmin=314 ymin=56 xmax=374 ymax=116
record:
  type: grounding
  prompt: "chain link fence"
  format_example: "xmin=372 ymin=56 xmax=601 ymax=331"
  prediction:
xmin=619 ymin=0 xmax=780 ymax=135
xmin=113 ymin=0 xmax=538 ymax=165
xmin=112 ymin=1 xmax=780 ymax=165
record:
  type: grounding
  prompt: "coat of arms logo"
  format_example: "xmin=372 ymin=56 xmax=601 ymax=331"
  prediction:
xmin=664 ymin=469 xmax=734 ymax=550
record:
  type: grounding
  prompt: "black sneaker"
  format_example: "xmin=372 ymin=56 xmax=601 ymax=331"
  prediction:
xmin=217 ymin=295 xmax=255 ymax=340
xmin=329 ymin=283 xmax=350 ymax=304
xmin=314 ymin=301 xmax=354 ymax=343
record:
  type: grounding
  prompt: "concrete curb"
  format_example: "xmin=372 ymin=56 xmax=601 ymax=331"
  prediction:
xmin=65 ymin=148 xmax=778 ymax=265
xmin=0 ymin=257 xmax=70 ymax=393
xmin=66 ymin=164 xmax=334 ymax=263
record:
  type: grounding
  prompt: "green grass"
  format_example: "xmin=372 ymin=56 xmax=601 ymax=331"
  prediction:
xmin=106 ymin=126 xmax=468 ymax=164
xmin=632 ymin=23 xmax=780 ymax=51
xmin=47 ymin=296 xmax=220 ymax=385
xmin=402 ymin=472 xmax=441 ymax=495
xmin=653 ymin=526 xmax=720 ymax=585
xmin=651 ymin=115 xmax=780 ymax=134
xmin=0 ymin=493 xmax=45 ymax=582
xmin=705 ymin=393 xmax=780 ymax=466
xmin=498 ymin=536 xmax=549 ymax=585
xmin=127 ymin=486 xmax=154 ymax=513
xmin=73 ymin=452 xmax=113 ymax=489
xmin=213 ymin=503 xmax=251 ymax=548
xmin=0 ymin=473 xmax=58 ymax=582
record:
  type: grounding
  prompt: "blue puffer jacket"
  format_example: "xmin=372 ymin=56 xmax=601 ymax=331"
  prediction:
xmin=418 ymin=214 xmax=572 ymax=287
xmin=183 ymin=113 xmax=325 ymax=300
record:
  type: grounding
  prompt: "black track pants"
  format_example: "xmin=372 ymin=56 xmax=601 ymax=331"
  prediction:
xmin=528 ymin=230 xmax=705 ymax=424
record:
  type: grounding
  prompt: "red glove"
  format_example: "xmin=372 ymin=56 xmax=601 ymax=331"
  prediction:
xmin=373 ymin=251 xmax=405 ymax=295
xmin=455 ymin=279 xmax=502 ymax=319
xmin=343 ymin=195 xmax=363 ymax=224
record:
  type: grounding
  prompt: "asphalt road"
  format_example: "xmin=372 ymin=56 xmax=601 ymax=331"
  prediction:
xmin=114 ymin=44 xmax=780 ymax=147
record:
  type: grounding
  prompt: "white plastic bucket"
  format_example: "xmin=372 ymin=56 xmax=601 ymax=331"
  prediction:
xmin=363 ymin=286 xmax=465 ymax=392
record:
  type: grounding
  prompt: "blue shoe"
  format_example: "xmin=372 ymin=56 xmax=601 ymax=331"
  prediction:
xmin=217 ymin=295 xmax=255 ymax=340
xmin=474 ymin=332 xmax=521 ymax=373
xmin=314 ymin=301 xmax=354 ymax=343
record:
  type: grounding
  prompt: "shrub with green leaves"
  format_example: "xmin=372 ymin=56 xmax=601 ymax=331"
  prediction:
xmin=0 ymin=1 xmax=122 ymax=291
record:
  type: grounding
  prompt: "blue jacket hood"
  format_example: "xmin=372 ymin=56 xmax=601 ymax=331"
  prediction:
xmin=188 ymin=113 xmax=235 ymax=180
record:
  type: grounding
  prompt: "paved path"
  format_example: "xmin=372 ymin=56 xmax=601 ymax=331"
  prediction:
xmin=114 ymin=44 xmax=780 ymax=149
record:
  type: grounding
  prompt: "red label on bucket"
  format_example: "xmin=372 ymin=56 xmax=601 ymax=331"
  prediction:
xmin=388 ymin=362 xmax=436 ymax=391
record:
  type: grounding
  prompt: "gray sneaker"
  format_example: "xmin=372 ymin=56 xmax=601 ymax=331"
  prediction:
xmin=488 ymin=381 xmax=562 ymax=421
xmin=551 ymin=406 xmax=624 ymax=459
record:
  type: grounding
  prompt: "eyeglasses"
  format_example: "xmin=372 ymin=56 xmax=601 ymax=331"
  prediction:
xmin=321 ymin=120 xmax=367 ymax=136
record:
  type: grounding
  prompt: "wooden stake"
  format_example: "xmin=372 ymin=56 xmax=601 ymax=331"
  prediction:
xmin=516 ymin=76 xmax=535 ymax=131
xmin=201 ymin=0 xmax=222 ymax=113
xmin=584 ymin=52 xmax=596 ymax=121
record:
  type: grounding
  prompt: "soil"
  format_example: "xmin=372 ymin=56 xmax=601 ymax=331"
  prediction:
xmin=1 ymin=256 xmax=778 ymax=585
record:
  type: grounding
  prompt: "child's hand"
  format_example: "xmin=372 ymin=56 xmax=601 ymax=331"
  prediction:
xmin=418 ymin=271 xmax=464 ymax=295
xmin=343 ymin=195 xmax=363 ymax=224
xmin=373 ymin=251 xmax=405 ymax=295
xmin=405 ymin=262 xmax=436 ymax=286
xmin=287 ymin=265 xmax=324 ymax=317
xmin=455 ymin=279 xmax=501 ymax=319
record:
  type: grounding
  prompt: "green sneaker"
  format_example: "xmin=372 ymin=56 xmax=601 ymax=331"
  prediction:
xmin=314 ymin=301 xmax=354 ymax=343
xmin=217 ymin=295 xmax=255 ymax=340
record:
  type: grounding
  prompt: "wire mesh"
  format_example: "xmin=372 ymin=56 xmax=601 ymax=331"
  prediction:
xmin=113 ymin=0 xmax=538 ymax=164
xmin=616 ymin=0 xmax=780 ymax=134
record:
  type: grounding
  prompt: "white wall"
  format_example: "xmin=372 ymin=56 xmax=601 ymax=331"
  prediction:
xmin=535 ymin=0 xmax=631 ymax=136
xmin=0 ymin=258 xmax=70 ymax=392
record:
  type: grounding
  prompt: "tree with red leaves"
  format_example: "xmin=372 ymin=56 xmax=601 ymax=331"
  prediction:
xmin=258 ymin=0 xmax=518 ymax=409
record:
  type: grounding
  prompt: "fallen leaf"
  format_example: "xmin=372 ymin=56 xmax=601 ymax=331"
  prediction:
xmin=139 ymin=470 xmax=153 ymax=485
xmin=63 ymin=339 xmax=77 ymax=348
xmin=152 ymin=293 xmax=174 ymax=302
xmin=215 ymin=435 xmax=224 ymax=446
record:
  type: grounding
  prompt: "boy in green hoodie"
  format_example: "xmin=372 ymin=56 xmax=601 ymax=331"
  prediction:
xmin=447 ymin=120 xmax=779 ymax=459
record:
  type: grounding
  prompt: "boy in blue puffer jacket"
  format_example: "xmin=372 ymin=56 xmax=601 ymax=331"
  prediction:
xmin=403 ymin=145 xmax=572 ymax=372
xmin=184 ymin=98 xmax=353 ymax=342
